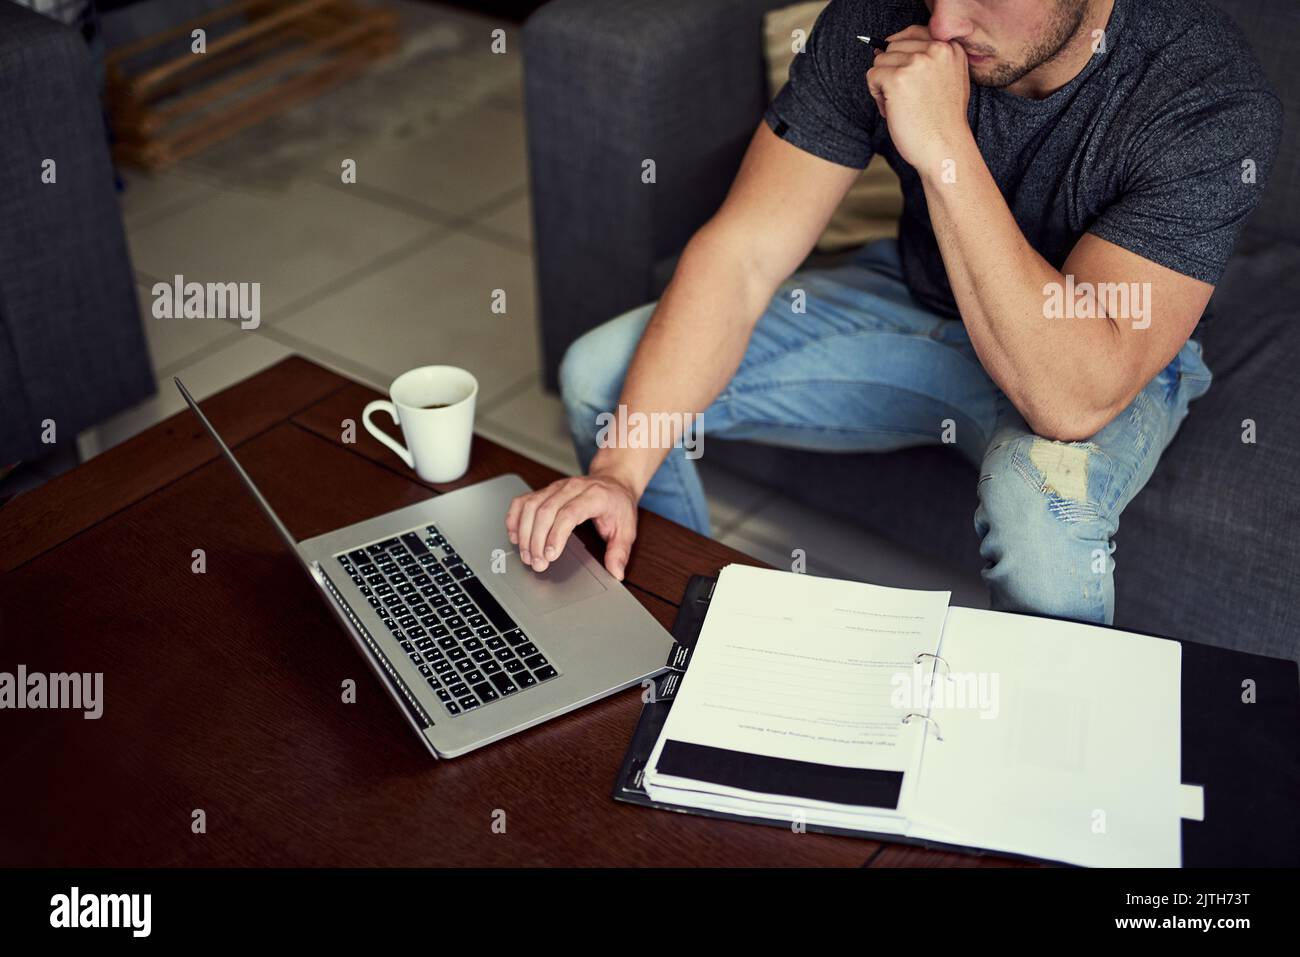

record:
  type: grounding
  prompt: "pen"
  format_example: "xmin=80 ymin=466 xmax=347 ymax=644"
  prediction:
xmin=856 ymin=35 xmax=889 ymax=53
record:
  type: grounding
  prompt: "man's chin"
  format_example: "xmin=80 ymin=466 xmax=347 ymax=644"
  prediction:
xmin=969 ymin=61 xmax=1018 ymax=89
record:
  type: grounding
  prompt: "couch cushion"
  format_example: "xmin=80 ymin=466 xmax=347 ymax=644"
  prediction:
xmin=1111 ymin=241 xmax=1300 ymax=661
xmin=0 ymin=4 xmax=154 ymax=464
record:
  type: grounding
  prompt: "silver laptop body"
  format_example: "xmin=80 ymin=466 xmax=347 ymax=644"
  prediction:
xmin=176 ymin=377 xmax=674 ymax=758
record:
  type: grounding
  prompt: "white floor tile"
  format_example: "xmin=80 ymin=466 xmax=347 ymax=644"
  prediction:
xmin=484 ymin=75 xmax=524 ymax=114
xmin=342 ymin=103 xmax=528 ymax=218
xmin=475 ymin=190 xmax=532 ymax=245
xmin=134 ymin=282 xmax=239 ymax=374
xmin=475 ymin=419 xmax=580 ymax=478
xmin=251 ymin=326 xmax=394 ymax=395
xmin=273 ymin=230 xmax=538 ymax=408
xmin=126 ymin=179 xmax=433 ymax=323
xmin=170 ymin=0 xmax=524 ymax=192
xmin=117 ymin=167 xmax=220 ymax=230
xmin=79 ymin=333 xmax=296 ymax=458
xmin=478 ymin=375 xmax=578 ymax=473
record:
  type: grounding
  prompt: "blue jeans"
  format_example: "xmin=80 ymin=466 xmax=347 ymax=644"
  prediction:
xmin=559 ymin=239 xmax=1212 ymax=625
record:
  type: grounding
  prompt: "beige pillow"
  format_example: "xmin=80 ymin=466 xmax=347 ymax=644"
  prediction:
xmin=764 ymin=1 xmax=902 ymax=252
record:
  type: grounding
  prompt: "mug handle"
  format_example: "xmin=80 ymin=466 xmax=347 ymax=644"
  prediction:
xmin=362 ymin=400 xmax=414 ymax=469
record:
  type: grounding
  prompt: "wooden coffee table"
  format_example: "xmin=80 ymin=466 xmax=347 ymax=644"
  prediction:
xmin=0 ymin=357 xmax=1022 ymax=867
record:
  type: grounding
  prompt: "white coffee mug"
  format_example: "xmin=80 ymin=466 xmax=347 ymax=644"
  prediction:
xmin=363 ymin=366 xmax=478 ymax=483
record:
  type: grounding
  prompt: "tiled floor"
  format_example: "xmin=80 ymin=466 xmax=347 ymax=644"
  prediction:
xmin=54 ymin=0 xmax=985 ymax=604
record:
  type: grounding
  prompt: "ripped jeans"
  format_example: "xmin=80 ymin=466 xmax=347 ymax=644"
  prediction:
xmin=558 ymin=239 xmax=1213 ymax=625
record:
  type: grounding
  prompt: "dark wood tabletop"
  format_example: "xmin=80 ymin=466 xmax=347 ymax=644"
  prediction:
xmin=0 ymin=357 xmax=1024 ymax=867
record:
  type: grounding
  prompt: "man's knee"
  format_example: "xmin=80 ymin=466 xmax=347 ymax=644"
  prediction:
xmin=558 ymin=303 xmax=654 ymax=421
xmin=975 ymin=434 xmax=1114 ymax=624
xmin=557 ymin=326 xmax=611 ymax=416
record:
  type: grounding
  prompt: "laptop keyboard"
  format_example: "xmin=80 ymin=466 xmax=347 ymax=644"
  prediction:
xmin=335 ymin=525 xmax=559 ymax=717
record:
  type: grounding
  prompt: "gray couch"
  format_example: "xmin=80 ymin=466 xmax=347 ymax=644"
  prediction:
xmin=0 ymin=3 xmax=154 ymax=468
xmin=523 ymin=0 xmax=1300 ymax=662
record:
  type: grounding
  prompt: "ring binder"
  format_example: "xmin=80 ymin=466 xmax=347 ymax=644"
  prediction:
xmin=902 ymin=712 xmax=943 ymax=741
xmin=614 ymin=572 xmax=1300 ymax=867
xmin=914 ymin=652 xmax=951 ymax=678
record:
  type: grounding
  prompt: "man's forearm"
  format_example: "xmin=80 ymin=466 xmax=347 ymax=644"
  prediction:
xmin=587 ymin=221 xmax=773 ymax=497
xmin=921 ymin=132 xmax=1128 ymax=439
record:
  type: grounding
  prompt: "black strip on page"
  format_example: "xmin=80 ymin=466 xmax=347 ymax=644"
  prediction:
xmin=657 ymin=740 xmax=903 ymax=809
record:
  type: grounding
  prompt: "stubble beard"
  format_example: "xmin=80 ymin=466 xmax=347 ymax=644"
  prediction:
xmin=970 ymin=0 xmax=1092 ymax=89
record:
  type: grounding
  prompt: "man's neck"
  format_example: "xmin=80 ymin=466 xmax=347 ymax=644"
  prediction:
xmin=1004 ymin=0 xmax=1116 ymax=100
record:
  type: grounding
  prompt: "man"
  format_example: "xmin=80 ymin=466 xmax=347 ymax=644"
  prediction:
xmin=505 ymin=0 xmax=1281 ymax=625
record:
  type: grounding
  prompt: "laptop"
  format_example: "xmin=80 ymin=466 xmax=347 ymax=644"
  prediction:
xmin=175 ymin=377 xmax=675 ymax=758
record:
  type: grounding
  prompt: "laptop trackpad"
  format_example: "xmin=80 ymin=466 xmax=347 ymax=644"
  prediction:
xmin=499 ymin=543 xmax=606 ymax=615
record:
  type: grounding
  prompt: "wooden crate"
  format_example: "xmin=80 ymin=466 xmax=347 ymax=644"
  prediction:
xmin=107 ymin=0 xmax=399 ymax=170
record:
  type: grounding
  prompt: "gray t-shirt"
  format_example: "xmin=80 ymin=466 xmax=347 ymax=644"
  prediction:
xmin=764 ymin=0 xmax=1283 ymax=326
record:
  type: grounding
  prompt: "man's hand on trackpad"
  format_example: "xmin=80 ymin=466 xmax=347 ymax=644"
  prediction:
xmin=505 ymin=472 xmax=639 ymax=581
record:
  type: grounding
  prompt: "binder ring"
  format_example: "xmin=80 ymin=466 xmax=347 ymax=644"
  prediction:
xmin=914 ymin=652 xmax=951 ymax=678
xmin=902 ymin=712 xmax=943 ymax=741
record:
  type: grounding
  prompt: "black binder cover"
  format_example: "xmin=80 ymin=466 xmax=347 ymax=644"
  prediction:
xmin=613 ymin=574 xmax=1300 ymax=867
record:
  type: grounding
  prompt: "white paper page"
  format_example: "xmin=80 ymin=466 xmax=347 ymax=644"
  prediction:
xmin=645 ymin=565 xmax=951 ymax=810
xmin=910 ymin=607 xmax=1183 ymax=867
